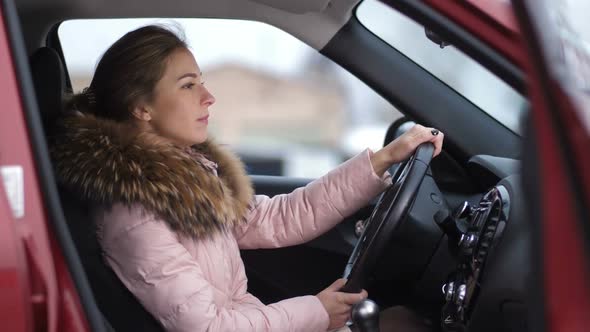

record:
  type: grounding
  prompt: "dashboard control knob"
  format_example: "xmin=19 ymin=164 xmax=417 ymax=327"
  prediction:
xmin=455 ymin=284 xmax=467 ymax=307
xmin=459 ymin=233 xmax=478 ymax=256
xmin=441 ymin=302 xmax=465 ymax=332
xmin=434 ymin=208 xmax=468 ymax=252
xmin=443 ymin=282 xmax=455 ymax=301
xmin=453 ymin=201 xmax=473 ymax=220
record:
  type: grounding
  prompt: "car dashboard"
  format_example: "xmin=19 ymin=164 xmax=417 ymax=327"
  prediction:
xmin=370 ymin=153 xmax=528 ymax=332
xmin=431 ymin=156 xmax=528 ymax=332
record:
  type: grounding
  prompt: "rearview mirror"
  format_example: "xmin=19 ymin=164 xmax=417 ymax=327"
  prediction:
xmin=425 ymin=28 xmax=450 ymax=48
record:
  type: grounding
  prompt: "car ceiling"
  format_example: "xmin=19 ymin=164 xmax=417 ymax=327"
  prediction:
xmin=14 ymin=0 xmax=360 ymax=53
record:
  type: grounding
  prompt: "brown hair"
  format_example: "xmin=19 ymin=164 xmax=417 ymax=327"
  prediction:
xmin=67 ymin=24 xmax=188 ymax=121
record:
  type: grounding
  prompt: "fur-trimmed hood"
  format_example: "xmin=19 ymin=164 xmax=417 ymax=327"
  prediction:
xmin=50 ymin=112 xmax=253 ymax=239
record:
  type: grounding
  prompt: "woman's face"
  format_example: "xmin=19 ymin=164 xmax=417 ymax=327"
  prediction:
xmin=139 ymin=48 xmax=215 ymax=147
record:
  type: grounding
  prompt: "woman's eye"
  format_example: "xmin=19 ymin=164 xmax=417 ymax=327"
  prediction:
xmin=182 ymin=83 xmax=196 ymax=89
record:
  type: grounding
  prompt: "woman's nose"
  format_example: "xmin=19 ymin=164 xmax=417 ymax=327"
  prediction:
xmin=202 ymin=86 xmax=216 ymax=106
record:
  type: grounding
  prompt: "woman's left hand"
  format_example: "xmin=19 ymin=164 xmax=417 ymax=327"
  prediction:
xmin=370 ymin=124 xmax=444 ymax=177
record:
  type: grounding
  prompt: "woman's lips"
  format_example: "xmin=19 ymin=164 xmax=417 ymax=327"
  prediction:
xmin=197 ymin=115 xmax=209 ymax=124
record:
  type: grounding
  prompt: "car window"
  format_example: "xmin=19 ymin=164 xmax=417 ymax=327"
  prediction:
xmin=58 ymin=19 xmax=401 ymax=177
xmin=356 ymin=0 xmax=527 ymax=134
xmin=536 ymin=0 xmax=590 ymax=133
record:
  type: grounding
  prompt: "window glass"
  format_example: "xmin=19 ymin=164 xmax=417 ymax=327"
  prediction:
xmin=541 ymin=0 xmax=590 ymax=132
xmin=357 ymin=0 xmax=527 ymax=134
xmin=59 ymin=19 xmax=401 ymax=177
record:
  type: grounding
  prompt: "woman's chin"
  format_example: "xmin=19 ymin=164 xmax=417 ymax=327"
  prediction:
xmin=192 ymin=132 xmax=208 ymax=145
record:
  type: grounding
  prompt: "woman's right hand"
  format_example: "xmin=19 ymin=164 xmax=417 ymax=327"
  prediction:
xmin=316 ymin=278 xmax=368 ymax=330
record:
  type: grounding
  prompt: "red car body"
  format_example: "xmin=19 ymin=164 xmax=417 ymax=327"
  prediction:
xmin=0 ymin=0 xmax=588 ymax=331
xmin=0 ymin=10 xmax=88 ymax=332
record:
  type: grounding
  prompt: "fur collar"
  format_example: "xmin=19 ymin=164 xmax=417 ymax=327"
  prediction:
xmin=50 ymin=112 xmax=253 ymax=239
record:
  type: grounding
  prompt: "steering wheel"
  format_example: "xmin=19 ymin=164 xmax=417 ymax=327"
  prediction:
xmin=341 ymin=143 xmax=435 ymax=293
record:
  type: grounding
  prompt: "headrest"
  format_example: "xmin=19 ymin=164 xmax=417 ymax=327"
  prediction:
xmin=30 ymin=47 xmax=67 ymax=132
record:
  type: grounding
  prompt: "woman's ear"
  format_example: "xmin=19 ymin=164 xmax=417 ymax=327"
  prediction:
xmin=132 ymin=103 xmax=152 ymax=122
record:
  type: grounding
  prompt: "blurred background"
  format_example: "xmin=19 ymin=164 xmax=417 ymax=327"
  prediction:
xmin=58 ymin=0 xmax=544 ymax=178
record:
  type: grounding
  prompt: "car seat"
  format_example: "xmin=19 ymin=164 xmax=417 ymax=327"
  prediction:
xmin=29 ymin=46 xmax=164 ymax=332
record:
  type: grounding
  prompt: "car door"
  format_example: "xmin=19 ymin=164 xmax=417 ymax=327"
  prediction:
xmin=0 ymin=6 xmax=30 ymax=331
xmin=0 ymin=3 xmax=57 ymax=330
xmin=511 ymin=1 xmax=590 ymax=331
xmin=1 ymin=1 xmax=103 ymax=331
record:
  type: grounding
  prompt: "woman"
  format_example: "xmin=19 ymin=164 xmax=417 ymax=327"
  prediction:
xmin=50 ymin=25 xmax=443 ymax=332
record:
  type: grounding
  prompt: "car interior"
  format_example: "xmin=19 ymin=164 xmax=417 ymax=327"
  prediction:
xmin=7 ymin=0 xmax=535 ymax=331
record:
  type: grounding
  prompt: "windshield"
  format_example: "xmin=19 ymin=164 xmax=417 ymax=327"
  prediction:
xmin=356 ymin=0 xmax=527 ymax=134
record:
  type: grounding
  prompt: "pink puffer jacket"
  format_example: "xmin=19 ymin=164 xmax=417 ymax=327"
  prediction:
xmin=95 ymin=150 xmax=390 ymax=332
